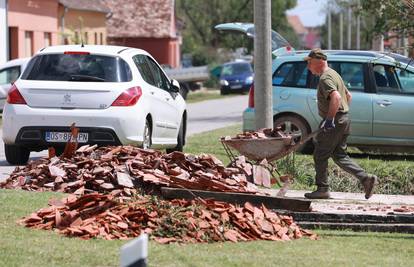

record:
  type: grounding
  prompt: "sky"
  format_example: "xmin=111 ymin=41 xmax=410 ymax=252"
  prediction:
xmin=286 ymin=0 xmax=328 ymax=27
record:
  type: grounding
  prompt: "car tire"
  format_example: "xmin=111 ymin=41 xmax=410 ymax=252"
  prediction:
xmin=5 ymin=144 xmax=30 ymax=165
xmin=166 ymin=119 xmax=185 ymax=153
xmin=141 ymin=119 xmax=152 ymax=149
xmin=273 ymin=115 xmax=314 ymax=154
xmin=220 ymin=88 xmax=228 ymax=95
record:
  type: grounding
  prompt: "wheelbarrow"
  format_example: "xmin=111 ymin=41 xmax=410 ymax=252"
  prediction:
xmin=221 ymin=129 xmax=320 ymax=196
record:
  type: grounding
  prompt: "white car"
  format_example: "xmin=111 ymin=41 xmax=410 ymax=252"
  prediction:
xmin=0 ymin=57 xmax=31 ymax=111
xmin=2 ymin=45 xmax=187 ymax=164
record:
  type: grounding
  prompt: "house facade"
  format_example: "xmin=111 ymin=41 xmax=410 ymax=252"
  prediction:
xmin=7 ymin=0 xmax=59 ymax=60
xmin=102 ymin=0 xmax=180 ymax=68
xmin=0 ymin=0 xmax=7 ymax=64
xmin=58 ymin=0 xmax=109 ymax=45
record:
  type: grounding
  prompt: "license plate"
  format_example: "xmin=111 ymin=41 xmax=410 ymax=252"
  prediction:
xmin=45 ymin=132 xmax=88 ymax=143
xmin=231 ymin=84 xmax=242 ymax=89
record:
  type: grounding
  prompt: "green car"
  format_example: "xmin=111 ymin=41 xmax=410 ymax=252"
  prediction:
xmin=216 ymin=23 xmax=414 ymax=153
xmin=243 ymin=50 xmax=414 ymax=153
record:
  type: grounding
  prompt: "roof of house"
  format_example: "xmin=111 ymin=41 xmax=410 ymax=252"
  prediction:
xmin=59 ymin=0 xmax=111 ymax=13
xmin=287 ymin=15 xmax=307 ymax=35
xmin=102 ymin=0 xmax=175 ymax=38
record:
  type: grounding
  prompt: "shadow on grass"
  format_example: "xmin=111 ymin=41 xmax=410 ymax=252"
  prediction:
xmin=348 ymin=152 xmax=414 ymax=161
xmin=320 ymin=231 xmax=414 ymax=240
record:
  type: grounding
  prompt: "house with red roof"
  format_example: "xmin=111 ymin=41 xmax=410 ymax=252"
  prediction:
xmin=102 ymin=0 xmax=180 ymax=68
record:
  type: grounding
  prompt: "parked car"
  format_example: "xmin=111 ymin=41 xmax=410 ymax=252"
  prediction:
xmin=219 ymin=61 xmax=253 ymax=95
xmin=244 ymin=50 xmax=414 ymax=153
xmin=0 ymin=57 xmax=31 ymax=111
xmin=2 ymin=45 xmax=187 ymax=164
xmin=216 ymin=23 xmax=414 ymax=153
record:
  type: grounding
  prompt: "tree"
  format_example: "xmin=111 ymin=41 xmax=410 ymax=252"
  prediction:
xmin=319 ymin=1 xmax=376 ymax=50
xmin=175 ymin=0 xmax=299 ymax=65
xmin=361 ymin=0 xmax=414 ymax=39
xmin=360 ymin=0 xmax=414 ymax=54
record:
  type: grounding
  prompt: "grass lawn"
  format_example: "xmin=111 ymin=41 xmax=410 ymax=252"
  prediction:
xmin=1 ymin=190 xmax=413 ymax=267
xmin=1 ymin=125 xmax=413 ymax=266
xmin=185 ymin=88 xmax=234 ymax=103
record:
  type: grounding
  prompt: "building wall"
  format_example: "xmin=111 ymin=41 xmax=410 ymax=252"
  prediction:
xmin=108 ymin=37 xmax=180 ymax=68
xmin=8 ymin=0 xmax=59 ymax=59
xmin=58 ymin=6 xmax=107 ymax=45
xmin=0 ymin=0 xmax=7 ymax=64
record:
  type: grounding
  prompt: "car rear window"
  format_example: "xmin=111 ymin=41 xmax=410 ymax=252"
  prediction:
xmin=21 ymin=54 xmax=132 ymax=82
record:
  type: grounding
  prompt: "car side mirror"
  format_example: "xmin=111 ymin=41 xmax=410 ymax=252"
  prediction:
xmin=170 ymin=79 xmax=180 ymax=93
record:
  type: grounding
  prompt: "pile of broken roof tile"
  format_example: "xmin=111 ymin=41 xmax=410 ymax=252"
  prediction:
xmin=20 ymin=192 xmax=317 ymax=243
xmin=222 ymin=127 xmax=288 ymax=140
xmin=2 ymin=144 xmax=317 ymax=243
xmin=1 ymin=145 xmax=259 ymax=196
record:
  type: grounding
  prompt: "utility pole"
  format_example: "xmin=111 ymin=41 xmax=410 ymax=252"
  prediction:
xmin=347 ymin=4 xmax=352 ymax=49
xmin=254 ymin=0 xmax=272 ymax=130
xmin=328 ymin=0 xmax=332 ymax=49
xmin=339 ymin=11 xmax=343 ymax=50
xmin=356 ymin=0 xmax=360 ymax=50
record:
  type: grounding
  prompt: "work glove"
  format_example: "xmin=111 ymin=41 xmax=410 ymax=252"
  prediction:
xmin=321 ymin=118 xmax=335 ymax=132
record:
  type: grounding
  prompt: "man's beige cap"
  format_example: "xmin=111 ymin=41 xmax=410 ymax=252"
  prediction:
xmin=304 ymin=48 xmax=327 ymax=61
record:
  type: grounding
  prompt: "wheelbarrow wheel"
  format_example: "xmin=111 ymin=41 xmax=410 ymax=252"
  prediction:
xmin=273 ymin=115 xmax=314 ymax=154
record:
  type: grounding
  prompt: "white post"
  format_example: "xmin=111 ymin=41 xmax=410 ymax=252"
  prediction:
xmin=120 ymin=234 xmax=148 ymax=267
xmin=254 ymin=0 xmax=273 ymax=130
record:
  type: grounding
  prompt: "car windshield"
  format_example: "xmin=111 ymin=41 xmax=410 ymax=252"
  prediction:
xmin=246 ymin=25 xmax=290 ymax=51
xmin=21 ymin=54 xmax=132 ymax=82
xmin=221 ymin=63 xmax=252 ymax=76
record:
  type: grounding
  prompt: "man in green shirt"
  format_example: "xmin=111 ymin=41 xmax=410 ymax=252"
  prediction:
xmin=304 ymin=48 xmax=377 ymax=199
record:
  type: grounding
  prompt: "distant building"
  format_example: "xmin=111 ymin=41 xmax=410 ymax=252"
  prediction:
xmin=102 ymin=0 xmax=181 ymax=68
xmin=7 ymin=0 xmax=59 ymax=60
xmin=287 ymin=15 xmax=320 ymax=49
xmin=0 ymin=0 xmax=6 ymax=64
xmin=58 ymin=0 xmax=110 ymax=45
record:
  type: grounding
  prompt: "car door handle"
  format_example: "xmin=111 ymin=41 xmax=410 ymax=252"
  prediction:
xmin=150 ymin=91 xmax=155 ymax=95
xmin=376 ymin=100 xmax=392 ymax=107
xmin=165 ymin=97 xmax=170 ymax=101
xmin=312 ymin=96 xmax=317 ymax=101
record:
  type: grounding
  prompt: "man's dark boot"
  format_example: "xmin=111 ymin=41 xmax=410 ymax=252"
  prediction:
xmin=304 ymin=187 xmax=330 ymax=199
xmin=362 ymin=174 xmax=378 ymax=199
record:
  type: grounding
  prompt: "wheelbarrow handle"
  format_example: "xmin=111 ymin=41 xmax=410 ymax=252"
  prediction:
xmin=298 ymin=129 xmax=322 ymax=146
xmin=266 ymin=129 xmax=322 ymax=161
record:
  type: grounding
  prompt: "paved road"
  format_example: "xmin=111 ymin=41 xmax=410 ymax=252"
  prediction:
xmin=0 ymin=95 xmax=248 ymax=182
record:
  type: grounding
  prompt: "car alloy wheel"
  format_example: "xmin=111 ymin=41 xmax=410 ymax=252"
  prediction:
xmin=273 ymin=115 xmax=313 ymax=153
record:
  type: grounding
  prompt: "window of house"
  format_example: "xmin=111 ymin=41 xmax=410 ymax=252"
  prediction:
xmin=44 ymin=32 xmax=51 ymax=47
xmin=74 ymin=31 xmax=79 ymax=44
xmin=272 ymin=62 xmax=308 ymax=88
xmin=100 ymin=33 xmax=104 ymax=45
xmin=84 ymin=32 xmax=88 ymax=44
xmin=25 ymin=31 xmax=33 ymax=57
xmin=94 ymin=32 xmax=98 ymax=45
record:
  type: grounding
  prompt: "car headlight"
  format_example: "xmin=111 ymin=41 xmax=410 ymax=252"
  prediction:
xmin=245 ymin=76 xmax=253 ymax=84
xmin=220 ymin=79 xmax=229 ymax=86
